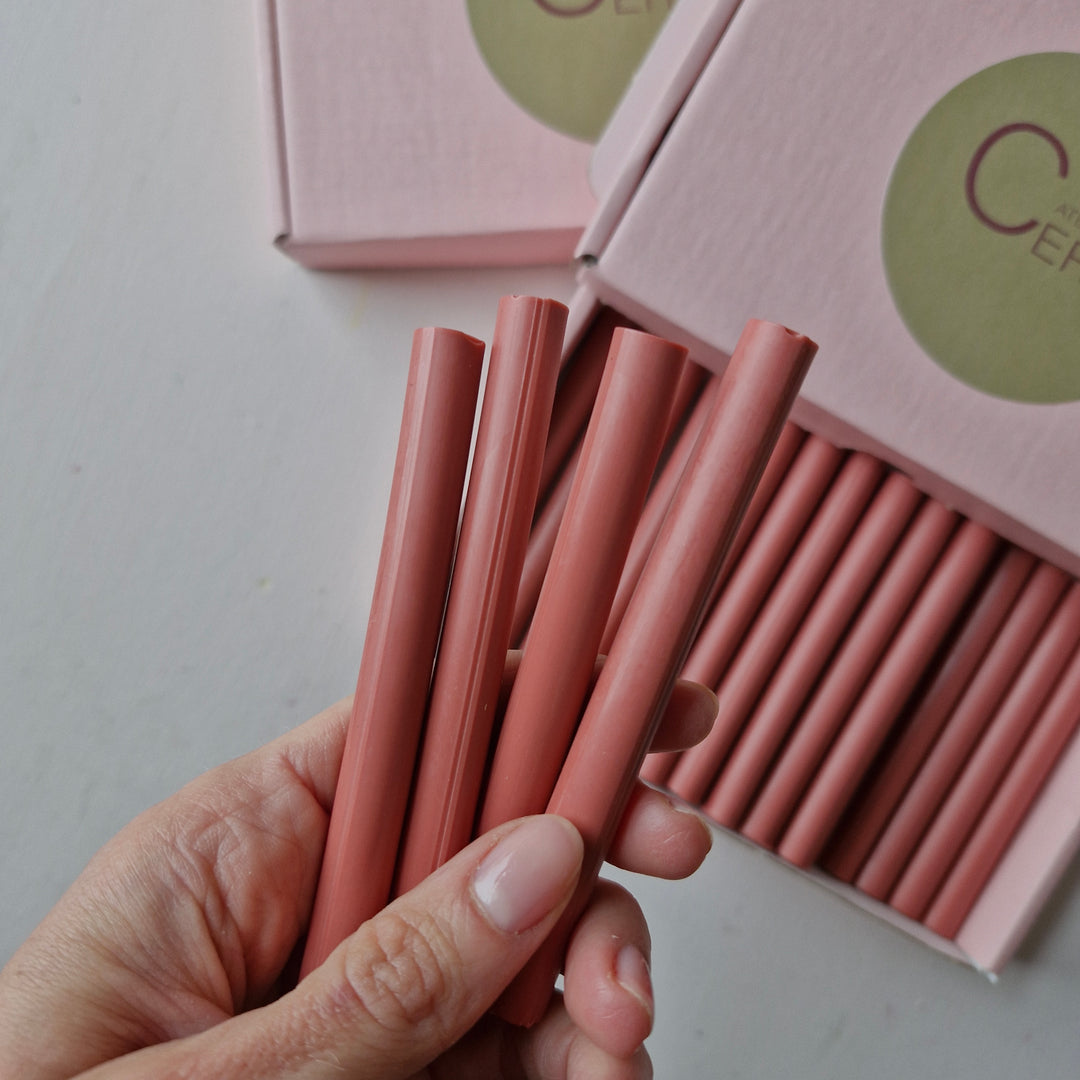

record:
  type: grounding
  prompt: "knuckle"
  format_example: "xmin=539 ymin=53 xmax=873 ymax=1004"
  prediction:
xmin=340 ymin=909 xmax=459 ymax=1033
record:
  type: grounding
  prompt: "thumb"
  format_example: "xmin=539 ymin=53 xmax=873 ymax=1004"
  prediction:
xmin=81 ymin=816 xmax=583 ymax=1080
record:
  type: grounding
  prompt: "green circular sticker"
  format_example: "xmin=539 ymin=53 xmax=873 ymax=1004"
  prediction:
xmin=467 ymin=0 xmax=674 ymax=143
xmin=882 ymin=52 xmax=1080 ymax=403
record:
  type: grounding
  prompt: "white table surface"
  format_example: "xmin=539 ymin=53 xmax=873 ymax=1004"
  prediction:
xmin=3 ymin=4 xmax=1079 ymax=1076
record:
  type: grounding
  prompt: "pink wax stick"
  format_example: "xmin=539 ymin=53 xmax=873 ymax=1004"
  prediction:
xmin=741 ymin=497 xmax=957 ymax=850
xmin=777 ymin=520 xmax=1001 ymax=868
xmin=702 ymin=473 xmax=923 ymax=828
xmin=678 ymin=435 xmax=845 ymax=692
xmin=855 ymin=558 xmax=1070 ymax=901
xmin=669 ymin=450 xmax=881 ymax=807
xmin=822 ymin=546 xmax=1035 ymax=883
xmin=300 ymin=328 xmax=484 ymax=977
xmin=478 ymin=329 xmax=687 ymax=834
xmin=661 ymin=357 xmax=712 ymax=452
xmin=889 ymin=581 xmax=1080 ymax=921
xmin=394 ymin=296 xmax=567 ymax=894
xmin=600 ymin=376 xmax=722 ymax=654
xmin=536 ymin=307 xmax=624 ymax=507
xmin=924 ymin=638 xmax=1080 ymax=940
xmin=509 ymin=438 xmax=582 ymax=648
xmin=638 ymin=420 xmax=804 ymax=788
xmin=495 ymin=319 xmax=816 ymax=1027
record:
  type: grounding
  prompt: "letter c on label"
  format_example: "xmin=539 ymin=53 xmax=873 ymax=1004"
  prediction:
xmin=965 ymin=122 xmax=1069 ymax=235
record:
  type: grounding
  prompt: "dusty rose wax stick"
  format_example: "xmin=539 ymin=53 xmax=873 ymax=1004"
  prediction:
xmin=667 ymin=450 xmax=881 ymax=806
xmin=478 ymin=329 xmax=687 ymax=833
xmin=776 ymin=520 xmax=1000 ymax=868
xmin=703 ymin=473 xmax=922 ymax=829
xmin=496 ymin=319 xmax=816 ymax=1027
xmin=509 ymin=438 xmax=582 ymax=648
xmin=924 ymin=639 xmax=1080 ymax=939
xmin=889 ymin=581 xmax=1080 ymax=921
xmin=855 ymin=558 xmax=1070 ymax=901
xmin=822 ymin=546 xmax=1035 ymax=883
xmin=639 ymin=419 xmax=803 ymax=787
xmin=679 ymin=436 xmax=845 ymax=689
xmin=536 ymin=307 xmax=624 ymax=506
xmin=741 ymin=497 xmax=957 ymax=849
xmin=300 ymin=328 xmax=484 ymax=977
xmin=394 ymin=296 xmax=567 ymax=894
xmin=599 ymin=375 xmax=721 ymax=654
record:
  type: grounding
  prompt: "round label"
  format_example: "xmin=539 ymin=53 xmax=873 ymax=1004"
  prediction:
xmin=882 ymin=52 xmax=1080 ymax=403
xmin=467 ymin=0 xmax=673 ymax=143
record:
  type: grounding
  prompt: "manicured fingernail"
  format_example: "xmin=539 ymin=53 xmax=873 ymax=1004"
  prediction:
xmin=472 ymin=816 xmax=583 ymax=934
xmin=615 ymin=943 xmax=654 ymax=1018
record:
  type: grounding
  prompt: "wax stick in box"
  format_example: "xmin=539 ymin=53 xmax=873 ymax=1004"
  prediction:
xmin=495 ymin=319 xmax=817 ymax=1027
xmin=704 ymin=473 xmax=921 ymax=829
xmin=300 ymin=327 xmax=484 ymax=977
xmin=479 ymin=329 xmax=688 ymax=834
xmin=670 ymin=450 xmax=883 ymax=813
xmin=777 ymin=520 xmax=1000 ymax=868
xmin=854 ymin=559 xmax=1069 ymax=901
xmin=663 ymin=437 xmax=849 ymax=804
xmin=740 ymin=498 xmax=957 ymax=850
xmin=821 ymin=546 xmax=1035 ymax=884
xmin=925 ymin=638 xmax=1080 ymax=939
xmin=394 ymin=296 xmax=567 ymax=893
xmin=889 ymin=581 xmax=1080 ymax=921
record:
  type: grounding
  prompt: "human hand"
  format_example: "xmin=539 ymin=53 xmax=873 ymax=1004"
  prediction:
xmin=0 ymin=671 xmax=716 ymax=1079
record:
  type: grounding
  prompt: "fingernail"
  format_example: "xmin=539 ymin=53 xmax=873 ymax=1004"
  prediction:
xmin=472 ymin=816 xmax=582 ymax=934
xmin=668 ymin=793 xmax=714 ymax=854
xmin=615 ymin=943 xmax=654 ymax=1018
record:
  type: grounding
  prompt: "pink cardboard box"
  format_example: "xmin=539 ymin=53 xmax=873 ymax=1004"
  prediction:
xmin=256 ymin=1 xmax=674 ymax=269
xmin=573 ymin=0 xmax=1080 ymax=973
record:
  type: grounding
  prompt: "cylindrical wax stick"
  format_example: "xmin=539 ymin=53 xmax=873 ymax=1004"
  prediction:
xmin=300 ymin=328 xmax=484 ymax=977
xmin=822 ymin=546 xmax=1035 ymax=883
xmin=678 ymin=436 xmax=845 ymax=690
xmin=536 ymin=307 xmax=623 ymax=507
xmin=661 ymin=357 xmax=711 ymax=454
xmin=741 ymin=498 xmax=957 ymax=849
xmin=703 ymin=473 xmax=923 ymax=827
xmin=479 ymin=329 xmax=687 ymax=833
xmin=496 ymin=319 xmax=816 ymax=1027
xmin=855 ymin=559 xmax=1070 ymax=900
xmin=394 ymin=296 xmax=567 ymax=894
xmin=670 ymin=451 xmax=881 ymax=807
xmin=510 ymin=438 xmax=582 ymax=648
xmin=600 ymin=376 xmax=722 ymax=654
xmin=638 ymin=420 xmax=804 ymax=787
xmin=889 ymin=580 xmax=1080 ymax=920
xmin=777 ymin=520 xmax=1000 ymax=867
xmin=924 ymin=639 xmax=1080 ymax=939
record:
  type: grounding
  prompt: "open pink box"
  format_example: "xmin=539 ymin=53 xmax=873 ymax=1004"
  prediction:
xmin=569 ymin=0 xmax=1080 ymax=974
xmin=257 ymin=1 xmax=695 ymax=269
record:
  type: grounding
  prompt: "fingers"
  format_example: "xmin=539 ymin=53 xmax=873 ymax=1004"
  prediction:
xmin=562 ymin=880 xmax=654 ymax=1058
xmin=606 ymin=782 xmax=713 ymax=879
xmin=78 ymin=816 xmax=583 ymax=1080
xmin=649 ymin=678 xmax=717 ymax=753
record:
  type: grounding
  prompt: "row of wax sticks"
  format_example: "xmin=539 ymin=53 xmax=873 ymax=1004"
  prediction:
xmin=300 ymin=296 xmax=817 ymax=1027
xmin=514 ymin=310 xmax=1080 ymax=947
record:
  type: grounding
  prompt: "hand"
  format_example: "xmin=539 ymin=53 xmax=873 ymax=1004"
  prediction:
xmin=0 ymin=673 xmax=716 ymax=1079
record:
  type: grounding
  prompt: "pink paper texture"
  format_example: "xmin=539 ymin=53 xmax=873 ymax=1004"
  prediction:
xmin=258 ymin=1 xmax=596 ymax=267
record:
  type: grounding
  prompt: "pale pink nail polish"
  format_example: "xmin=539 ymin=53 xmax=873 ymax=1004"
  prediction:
xmin=472 ymin=817 xmax=582 ymax=934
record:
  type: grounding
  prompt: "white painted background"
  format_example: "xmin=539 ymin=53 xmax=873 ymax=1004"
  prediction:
xmin=3 ymin=4 xmax=1080 ymax=1075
